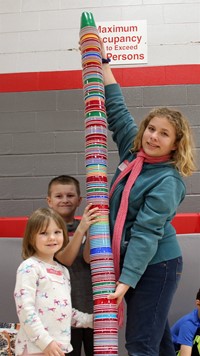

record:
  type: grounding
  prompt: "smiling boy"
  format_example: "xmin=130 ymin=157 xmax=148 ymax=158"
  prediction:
xmin=47 ymin=175 xmax=94 ymax=356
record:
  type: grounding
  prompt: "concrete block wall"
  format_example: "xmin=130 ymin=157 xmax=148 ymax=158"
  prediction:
xmin=0 ymin=1 xmax=199 ymax=216
xmin=0 ymin=1 xmax=200 ymax=73
xmin=0 ymin=4 xmax=199 ymax=356
xmin=0 ymin=83 xmax=199 ymax=216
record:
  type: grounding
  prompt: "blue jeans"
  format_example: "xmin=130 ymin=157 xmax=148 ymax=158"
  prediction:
xmin=124 ymin=257 xmax=183 ymax=356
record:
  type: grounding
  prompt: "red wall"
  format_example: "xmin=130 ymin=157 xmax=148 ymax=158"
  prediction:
xmin=0 ymin=213 xmax=199 ymax=237
xmin=0 ymin=65 xmax=200 ymax=93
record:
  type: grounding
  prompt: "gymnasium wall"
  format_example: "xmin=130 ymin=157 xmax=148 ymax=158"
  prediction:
xmin=0 ymin=1 xmax=199 ymax=217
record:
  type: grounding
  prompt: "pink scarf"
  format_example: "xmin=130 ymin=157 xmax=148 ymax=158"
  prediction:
xmin=110 ymin=148 xmax=171 ymax=326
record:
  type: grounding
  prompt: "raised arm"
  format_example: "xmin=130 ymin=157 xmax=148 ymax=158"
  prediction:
xmin=100 ymin=38 xmax=117 ymax=86
xmin=55 ymin=204 xmax=99 ymax=266
xmin=82 ymin=232 xmax=91 ymax=263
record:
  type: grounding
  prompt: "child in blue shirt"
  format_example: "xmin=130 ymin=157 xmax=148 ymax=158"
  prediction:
xmin=171 ymin=289 xmax=200 ymax=355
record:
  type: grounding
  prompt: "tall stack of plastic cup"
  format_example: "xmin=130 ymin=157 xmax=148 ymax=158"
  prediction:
xmin=80 ymin=11 xmax=118 ymax=356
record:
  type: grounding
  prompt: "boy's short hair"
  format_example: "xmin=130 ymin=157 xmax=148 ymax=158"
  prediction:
xmin=48 ymin=175 xmax=81 ymax=197
xmin=196 ymin=289 xmax=200 ymax=300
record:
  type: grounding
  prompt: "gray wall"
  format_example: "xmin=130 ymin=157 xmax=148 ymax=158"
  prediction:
xmin=0 ymin=85 xmax=199 ymax=217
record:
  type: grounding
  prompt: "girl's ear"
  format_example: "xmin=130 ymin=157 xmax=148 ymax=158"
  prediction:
xmin=171 ymin=141 xmax=177 ymax=152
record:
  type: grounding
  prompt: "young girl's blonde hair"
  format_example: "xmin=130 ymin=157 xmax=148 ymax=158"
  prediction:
xmin=132 ymin=107 xmax=196 ymax=176
xmin=22 ymin=207 xmax=69 ymax=260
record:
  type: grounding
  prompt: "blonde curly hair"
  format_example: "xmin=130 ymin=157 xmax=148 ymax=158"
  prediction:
xmin=132 ymin=107 xmax=196 ymax=176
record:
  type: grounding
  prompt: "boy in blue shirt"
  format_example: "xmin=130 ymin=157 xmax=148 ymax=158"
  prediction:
xmin=171 ymin=289 xmax=200 ymax=355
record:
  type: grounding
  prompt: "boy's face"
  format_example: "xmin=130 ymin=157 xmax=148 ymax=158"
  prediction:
xmin=47 ymin=183 xmax=82 ymax=222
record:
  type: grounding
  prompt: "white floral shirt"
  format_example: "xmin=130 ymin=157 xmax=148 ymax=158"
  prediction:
xmin=14 ymin=257 xmax=93 ymax=355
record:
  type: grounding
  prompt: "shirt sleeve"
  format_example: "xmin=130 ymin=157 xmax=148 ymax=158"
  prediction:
xmin=176 ymin=322 xmax=196 ymax=347
xmin=62 ymin=265 xmax=93 ymax=328
xmin=71 ymin=309 xmax=93 ymax=329
xmin=14 ymin=260 xmax=53 ymax=351
xmin=105 ymin=83 xmax=138 ymax=161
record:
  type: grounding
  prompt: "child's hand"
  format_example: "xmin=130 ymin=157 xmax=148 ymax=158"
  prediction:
xmin=78 ymin=204 xmax=99 ymax=233
xmin=43 ymin=340 xmax=65 ymax=356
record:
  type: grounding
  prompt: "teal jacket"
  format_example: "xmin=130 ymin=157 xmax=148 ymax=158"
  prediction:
xmin=105 ymin=83 xmax=185 ymax=289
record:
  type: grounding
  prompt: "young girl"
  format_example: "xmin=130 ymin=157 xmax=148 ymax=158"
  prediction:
xmin=100 ymin=43 xmax=196 ymax=355
xmin=14 ymin=208 xmax=93 ymax=356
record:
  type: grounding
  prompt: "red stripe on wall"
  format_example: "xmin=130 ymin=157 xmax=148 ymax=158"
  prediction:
xmin=0 ymin=64 xmax=199 ymax=93
xmin=0 ymin=213 xmax=199 ymax=237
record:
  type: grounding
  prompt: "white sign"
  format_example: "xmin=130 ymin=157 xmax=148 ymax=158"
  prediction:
xmin=97 ymin=20 xmax=147 ymax=65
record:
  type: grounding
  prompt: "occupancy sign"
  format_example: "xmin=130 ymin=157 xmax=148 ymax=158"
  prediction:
xmin=97 ymin=20 xmax=147 ymax=65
